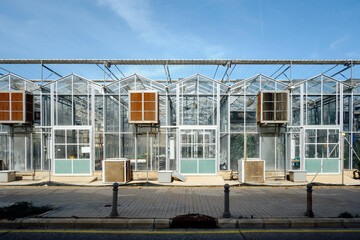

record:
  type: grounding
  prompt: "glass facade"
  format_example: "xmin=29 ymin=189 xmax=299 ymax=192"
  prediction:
xmin=0 ymin=71 xmax=359 ymax=175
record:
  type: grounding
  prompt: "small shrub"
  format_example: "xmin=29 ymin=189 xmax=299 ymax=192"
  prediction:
xmin=338 ymin=212 xmax=353 ymax=218
xmin=0 ymin=201 xmax=52 ymax=220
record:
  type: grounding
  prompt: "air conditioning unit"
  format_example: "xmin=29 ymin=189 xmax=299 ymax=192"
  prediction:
xmin=0 ymin=91 xmax=33 ymax=124
xmin=128 ymin=90 xmax=159 ymax=124
xmin=257 ymin=91 xmax=289 ymax=124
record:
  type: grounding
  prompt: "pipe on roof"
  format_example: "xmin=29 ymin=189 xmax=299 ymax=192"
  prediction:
xmin=0 ymin=59 xmax=358 ymax=65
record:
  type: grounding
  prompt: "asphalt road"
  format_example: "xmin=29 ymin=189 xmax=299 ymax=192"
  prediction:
xmin=1 ymin=229 xmax=360 ymax=240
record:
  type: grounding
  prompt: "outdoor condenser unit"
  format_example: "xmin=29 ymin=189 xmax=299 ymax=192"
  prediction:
xmin=257 ymin=91 xmax=289 ymax=124
xmin=0 ymin=91 xmax=33 ymax=124
xmin=238 ymin=159 xmax=265 ymax=183
xmin=103 ymin=158 xmax=132 ymax=183
xmin=128 ymin=90 xmax=159 ymax=124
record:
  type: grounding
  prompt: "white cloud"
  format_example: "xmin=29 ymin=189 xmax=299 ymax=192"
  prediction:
xmin=97 ymin=0 xmax=228 ymax=58
xmin=329 ymin=36 xmax=350 ymax=51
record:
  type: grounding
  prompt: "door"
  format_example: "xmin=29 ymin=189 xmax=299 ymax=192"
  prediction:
xmin=53 ymin=126 xmax=92 ymax=175
xmin=179 ymin=127 xmax=217 ymax=174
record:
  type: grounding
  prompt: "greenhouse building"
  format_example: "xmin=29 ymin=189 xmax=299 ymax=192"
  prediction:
xmin=0 ymin=59 xmax=359 ymax=182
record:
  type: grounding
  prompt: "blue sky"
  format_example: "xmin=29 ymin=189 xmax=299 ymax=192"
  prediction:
xmin=0 ymin=0 xmax=359 ymax=80
xmin=0 ymin=0 xmax=359 ymax=60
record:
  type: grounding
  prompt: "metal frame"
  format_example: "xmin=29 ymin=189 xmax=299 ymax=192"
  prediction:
xmin=52 ymin=125 xmax=92 ymax=176
xmin=1 ymin=59 xmax=360 ymax=177
xmin=178 ymin=125 xmax=217 ymax=175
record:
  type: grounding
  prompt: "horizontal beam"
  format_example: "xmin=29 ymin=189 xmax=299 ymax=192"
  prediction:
xmin=0 ymin=59 xmax=359 ymax=65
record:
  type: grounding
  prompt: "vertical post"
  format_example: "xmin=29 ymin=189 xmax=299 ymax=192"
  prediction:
xmin=146 ymin=131 xmax=149 ymax=183
xmin=244 ymin=132 xmax=247 ymax=183
xmin=222 ymin=184 xmax=231 ymax=218
xmin=342 ymin=132 xmax=345 ymax=186
xmin=110 ymin=182 xmax=119 ymax=217
xmin=305 ymin=183 xmax=314 ymax=217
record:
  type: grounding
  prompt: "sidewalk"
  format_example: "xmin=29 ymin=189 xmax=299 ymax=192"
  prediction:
xmin=1 ymin=173 xmax=359 ymax=187
xmin=1 ymin=186 xmax=360 ymax=229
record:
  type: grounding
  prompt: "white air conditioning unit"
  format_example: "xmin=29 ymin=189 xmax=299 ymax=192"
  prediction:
xmin=257 ymin=91 xmax=289 ymax=124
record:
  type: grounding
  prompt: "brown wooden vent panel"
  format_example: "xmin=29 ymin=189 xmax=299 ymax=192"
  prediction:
xmin=257 ymin=91 xmax=289 ymax=124
xmin=0 ymin=91 xmax=33 ymax=123
xmin=129 ymin=91 xmax=159 ymax=124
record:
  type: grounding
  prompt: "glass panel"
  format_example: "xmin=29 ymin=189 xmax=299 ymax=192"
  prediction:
xmin=353 ymin=96 xmax=360 ymax=131
xmin=276 ymin=134 xmax=286 ymax=170
xmin=230 ymin=134 xmax=244 ymax=170
xmin=306 ymin=95 xmax=321 ymax=125
xmin=305 ymin=129 xmax=316 ymax=143
xmin=204 ymin=145 xmax=216 ymax=158
xmin=79 ymin=130 xmax=90 ymax=144
xmin=55 ymin=145 xmax=65 ymax=159
xmin=13 ymin=135 xmax=25 ymax=170
xmin=199 ymin=160 xmax=216 ymax=173
xmin=72 ymin=77 xmax=89 ymax=94
xmin=328 ymin=130 xmax=338 ymax=143
xmin=230 ymin=95 xmax=244 ymax=132
xmin=57 ymin=95 xmax=72 ymax=125
xmin=56 ymin=77 xmax=72 ymax=94
xmin=73 ymin=160 xmax=90 ymax=174
xmin=220 ymin=134 xmax=228 ymax=170
xmin=55 ymin=160 xmax=72 ymax=174
xmin=317 ymin=129 xmax=327 ymax=143
xmin=67 ymin=130 xmax=77 ymax=144
xmin=317 ymin=144 xmax=327 ymax=158
xmin=306 ymin=77 xmax=321 ymax=94
xmin=67 ymin=145 xmax=77 ymax=159
xmin=305 ymin=159 xmax=321 ymax=173
xmin=32 ymin=133 xmax=41 ymax=170
xmin=305 ymin=144 xmax=315 ymax=158
xmin=261 ymin=134 xmax=275 ymax=170
xmin=245 ymin=96 xmax=257 ymax=131
xmin=322 ymin=159 xmax=339 ymax=173
xmin=247 ymin=134 xmax=259 ymax=158
xmin=74 ymin=95 xmax=89 ymax=125
xmin=79 ymin=145 xmax=90 ymax=159
xmin=181 ymin=160 xmax=197 ymax=173
xmin=323 ymin=97 xmax=337 ymax=125
xmin=105 ymin=134 xmax=119 ymax=158
xmin=0 ymin=134 xmax=9 ymax=170
xmin=353 ymin=134 xmax=360 ymax=170
xmin=292 ymin=96 xmax=300 ymax=126
xmin=196 ymin=144 xmax=203 ymax=158
xmin=328 ymin=144 xmax=339 ymax=158
xmin=55 ymin=130 xmax=65 ymax=144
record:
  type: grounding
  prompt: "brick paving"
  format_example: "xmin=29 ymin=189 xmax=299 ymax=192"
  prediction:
xmin=0 ymin=187 xmax=359 ymax=219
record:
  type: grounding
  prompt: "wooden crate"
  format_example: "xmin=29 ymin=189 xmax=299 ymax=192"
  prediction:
xmin=103 ymin=159 xmax=131 ymax=183
xmin=0 ymin=91 xmax=33 ymax=124
xmin=129 ymin=91 xmax=159 ymax=124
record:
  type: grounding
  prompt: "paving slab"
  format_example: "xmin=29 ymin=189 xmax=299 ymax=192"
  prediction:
xmin=0 ymin=186 xmax=360 ymax=220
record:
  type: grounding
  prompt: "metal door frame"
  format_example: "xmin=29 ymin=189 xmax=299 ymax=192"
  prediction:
xmin=52 ymin=125 xmax=92 ymax=176
xmin=178 ymin=125 xmax=217 ymax=175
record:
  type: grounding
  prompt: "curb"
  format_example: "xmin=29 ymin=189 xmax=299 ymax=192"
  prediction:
xmin=1 ymin=218 xmax=360 ymax=229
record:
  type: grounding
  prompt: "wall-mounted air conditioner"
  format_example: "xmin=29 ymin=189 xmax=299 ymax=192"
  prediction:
xmin=257 ymin=91 xmax=289 ymax=124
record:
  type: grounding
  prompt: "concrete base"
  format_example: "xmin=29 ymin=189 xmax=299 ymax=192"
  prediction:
xmin=0 ymin=170 xmax=16 ymax=182
xmin=158 ymin=171 xmax=173 ymax=183
xmin=288 ymin=170 xmax=307 ymax=182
